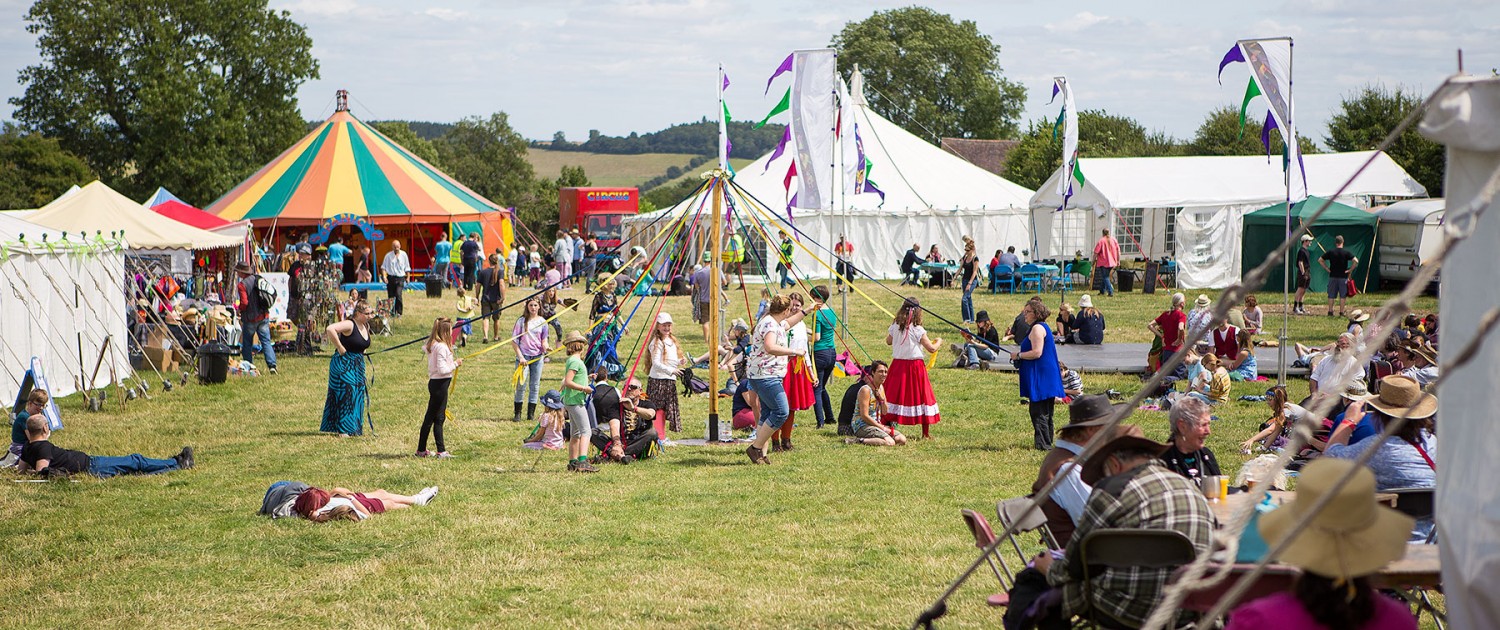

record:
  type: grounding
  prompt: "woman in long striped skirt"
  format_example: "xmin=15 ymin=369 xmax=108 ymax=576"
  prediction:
xmin=322 ymin=302 xmax=374 ymax=437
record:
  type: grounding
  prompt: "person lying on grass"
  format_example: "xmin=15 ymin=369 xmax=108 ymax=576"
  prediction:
xmin=16 ymin=415 xmax=194 ymax=479
xmin=291 ymin=486 xmax=438 ymax=522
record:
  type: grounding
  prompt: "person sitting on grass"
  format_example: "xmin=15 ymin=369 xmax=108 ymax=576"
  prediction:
xmin=842 ymin=361 xmax=907 ymax=447
xmin=291 ymin=485 xmax=438 ymax=523
xmin=17 ymin=415 xmax=194 ymax=478
xmin=1240 ymin=386 xmax=1290 ymax=453
xmin=1070 ymin=294 xmax=1106 ymax=345
xmin=523 ymin=390 xmax=567 ymax=451
xmin=1242 ymin=295 xmax=1263 ymax=334
xmin=1228 ymin=329 xmax=1258 ymax=382
xmin=8 ymin=389 xmax=50 ymax=466
xmin=1058 ymin=363 xmax=1083 ymax=403
xmin=1194 ymin=353 xmax=1232 ymax=405
xmin=951 ymin=310 xmax=1000 ymax=369
xmin=591 ymin=374 xmax=660 ymax=463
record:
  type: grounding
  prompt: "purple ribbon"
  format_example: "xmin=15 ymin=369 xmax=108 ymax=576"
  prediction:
xmin=763 ymin=126 xmax=791 ymax=173
xmin=1217 ymin=44 xmax=1245 ymax=84
xmin=1048 ymin=82 xmax=1060 ymax=105
xmin=766 ymin=53 xmax=793 ymax=95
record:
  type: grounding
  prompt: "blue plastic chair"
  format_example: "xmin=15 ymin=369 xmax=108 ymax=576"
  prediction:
xmin=990 ymin=264 xmax=1015 ymax=293
xmin=1016 ymin=264 xmax=1044 ymax=293
xmin=1054 ymin=263 xmax=1074 ymax=292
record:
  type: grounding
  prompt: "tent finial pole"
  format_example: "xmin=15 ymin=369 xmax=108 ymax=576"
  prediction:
xmin=335 ymin=89 xmax=349 ymax=113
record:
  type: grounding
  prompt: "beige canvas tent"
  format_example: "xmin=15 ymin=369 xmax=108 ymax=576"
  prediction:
xmin=26 ymin=180 xmax=240 ymax=273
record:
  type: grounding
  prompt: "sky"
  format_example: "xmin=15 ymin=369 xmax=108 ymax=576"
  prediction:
xmin=2 ymin=0 xmax=1498 ymax=149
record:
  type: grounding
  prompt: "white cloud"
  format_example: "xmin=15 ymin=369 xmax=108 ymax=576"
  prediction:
xmin=422 ymin=8 xmax=466 ymax=21
xmin=1044 ymin=11 xmax=1115 ymax=34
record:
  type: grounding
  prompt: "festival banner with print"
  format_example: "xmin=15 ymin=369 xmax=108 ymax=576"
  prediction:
xmin=1049 ymin=76 xmax=1092 ymax=216
xmin=1219 ymin=38 xmax=1307 ymax=202
xmin=790 ymin=49 xmax=838 ymax=211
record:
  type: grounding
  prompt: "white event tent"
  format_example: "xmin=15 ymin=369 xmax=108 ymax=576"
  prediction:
xmin=0 ymin=212 xmax=132 ymax=400
xmin=623 ymin=97 xmax=1036 ymax=280
xmin=1028 ymin=151 xmax=1428 ymax=288
xmin=26 ymin=180 xmax=241 ymax=274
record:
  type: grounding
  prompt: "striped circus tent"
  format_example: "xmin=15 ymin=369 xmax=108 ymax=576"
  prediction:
xmin=207 ymin=91 xmax=510 ymax=264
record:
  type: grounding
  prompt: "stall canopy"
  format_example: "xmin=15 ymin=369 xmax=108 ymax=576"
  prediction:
xmin=27 ymin=181 xmax=242 ymax=250
xmin=1028 ymin=150 xmax=1426 ymax=288
xmin=623 ymin=94 xmax=1035 ymax=280
xmin=0 ymin=212 xmax=132 ymax=399
xmin=1242 ymin=196 xmax=1380 ymax=291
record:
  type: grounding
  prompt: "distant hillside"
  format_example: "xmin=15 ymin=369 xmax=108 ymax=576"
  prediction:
xmin=526 ymin=149 xmax=706 ymax=188
xmin=540 ymin=119 xmax=786 ymax=157
xmin=369 ymin=120 xmax=452 ymax=140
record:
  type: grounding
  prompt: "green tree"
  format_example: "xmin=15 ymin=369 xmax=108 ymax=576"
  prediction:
xmin=10 ymin=0 xmax=318 ymax=204
xmin=1002 ymin=110 xmax=1179 ymax=190
xmin=556 ymin=165 xmax=590 ymax=188
xmin=370 ymin=121 xmax=443 ymax=167
xmin=436 ymin=112 xmax=538 ymax=207
xmin=0 ymin=123 xmax=95 ymax=210
xmin=1187 ymin=105 xmax=1319 ymax=156
xmin=833 ymin=7 xmax=1026 ymax=141
xmin=1324 ymin=85 xmax=1444 ymax=195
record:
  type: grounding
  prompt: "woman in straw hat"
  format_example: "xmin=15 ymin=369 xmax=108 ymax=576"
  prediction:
xmin=1226 ymin=458 xmax=1417 ymax=629
xmin=1324 ymin=374 xmax=1437 ymax=539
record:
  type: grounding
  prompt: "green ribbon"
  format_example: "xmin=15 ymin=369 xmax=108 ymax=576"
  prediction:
xmin=755 ymin=88 xmax=790 ymax=128
xmin=1239 ymin=78 xmax=1262 ymax=139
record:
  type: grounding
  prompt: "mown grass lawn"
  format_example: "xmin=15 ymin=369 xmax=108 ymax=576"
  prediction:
xmin=0 ymin=281 xmax=1434 ymax=628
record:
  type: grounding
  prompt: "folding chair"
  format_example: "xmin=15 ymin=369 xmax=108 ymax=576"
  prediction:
xmin=1017 ymin=264 xmax=1045 ymax=293
xmin=1367 ymin=360 xmax=1396 ymax=390
xmin=996 ymin=496 xmax=1062 ymax=563
xmin=1386 ymin=487 xmax=1445 ymax=628
xmin=1054 ymin=264 xmax=1074 ymax=293
xmin=959 ymin=509 xmax=1016 ymax=608
xmin=991 ymin=264 xmax=1016 ymax=294
xmin=1078 ymin=529 xmax=1197 ymax=629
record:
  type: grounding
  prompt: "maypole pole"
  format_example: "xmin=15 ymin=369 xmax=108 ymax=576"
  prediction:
xmin=708 ymin=175 xmax=724 ymax=441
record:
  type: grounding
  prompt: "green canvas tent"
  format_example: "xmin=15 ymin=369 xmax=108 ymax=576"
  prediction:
xmin=1242 ymin=196 xmax=1381 ymax=292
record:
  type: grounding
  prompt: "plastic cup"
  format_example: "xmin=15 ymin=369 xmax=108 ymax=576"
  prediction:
xmin=1219 ymin=476 xmax=1230 ymax=501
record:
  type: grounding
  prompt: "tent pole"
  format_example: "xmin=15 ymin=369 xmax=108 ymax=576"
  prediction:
xmin=1278 ymin=40 xmax=1295 ymax=387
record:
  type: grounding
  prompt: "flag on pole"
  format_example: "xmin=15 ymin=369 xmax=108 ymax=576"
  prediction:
xmin=1218 ymin=38 xmax=1306 ymax=201
xmin=718 ymin=66 xmax=735 ymax=177
xmin=1052 ymin=77 xmax=1089 ymax=215
xmin=765 ymin=53 xmax=793 ymax=95
xmin=756 ymin=88 xmax=790 ymax=128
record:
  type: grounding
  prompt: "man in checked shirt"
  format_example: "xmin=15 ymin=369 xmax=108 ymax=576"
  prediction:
xmin=1006 ymin=434 xmax=1214 ymax=629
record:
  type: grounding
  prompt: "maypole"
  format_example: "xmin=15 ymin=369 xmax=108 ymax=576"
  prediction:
xmin=707 ymin=64 xmax=730 ymax=442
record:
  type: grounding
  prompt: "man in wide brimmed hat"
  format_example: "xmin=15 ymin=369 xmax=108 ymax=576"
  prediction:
xmin=1029 ymin=395 xmax=1143 ymax=547
xmin=1015 ymin=433 xmax=1213 ymax=630
xmin=1399 ymin=340 xmax=1439 ymax=386
xmin=233 ymin=261 xmax=277 ymax=374
xmin=1233 ymin=458 xmax=1419 ymax=627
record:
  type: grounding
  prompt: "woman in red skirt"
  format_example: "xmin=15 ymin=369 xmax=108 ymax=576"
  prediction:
xmin=777 ymin=293 xmax=816 ymax=451
xmin=884 ymin=297 xmax=943 ymax=437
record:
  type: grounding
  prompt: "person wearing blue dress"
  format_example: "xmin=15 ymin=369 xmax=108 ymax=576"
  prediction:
xmin=1010 ymin=300 xmax=1065 ymax=450
xmin=322 ymin=303 xmax=373 ymax=437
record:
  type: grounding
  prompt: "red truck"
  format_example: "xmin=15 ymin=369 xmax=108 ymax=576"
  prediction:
xmin=559 ymin=187 xmax=638 ymax=249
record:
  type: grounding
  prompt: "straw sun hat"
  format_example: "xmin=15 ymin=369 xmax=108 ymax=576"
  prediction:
xmin=1259 ymin=458 xmax=1414 ymax=579
xmin=1364 ymin=374 xmax=1437 ymax=419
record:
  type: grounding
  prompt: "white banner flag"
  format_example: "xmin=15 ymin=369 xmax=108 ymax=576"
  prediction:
xmin=791 ymin=49 xmax=837 ymax=210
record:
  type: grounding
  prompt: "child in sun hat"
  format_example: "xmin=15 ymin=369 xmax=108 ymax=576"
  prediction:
xmin=560 ymin=331 xmax=597 ymax=473
xmin=523 ymin=390 xmax=567 ymax=450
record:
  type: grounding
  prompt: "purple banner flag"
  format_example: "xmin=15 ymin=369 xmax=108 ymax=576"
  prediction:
xmin=764 ymin=126 xmax=791 ymax=173
xmin=1217 ymin=44 xmax=1245 ymax=84
xmin=1261 ymin=112 xmax=1278 ymax=160
xmin=765 ymin=53 xmax=793 ymax=95
xmin=1048 ymin=82 xmax=1060 ymax=104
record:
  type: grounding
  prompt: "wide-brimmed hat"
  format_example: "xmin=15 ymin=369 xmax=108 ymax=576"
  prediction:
xmin=181 ymin=307 xmax=200 ymax=322
xmin=1365 ymin=374 xmax=1437 ymax=419
xmin=729 ymin=318 xmax=749 ymax=331
xmin=1300 ymin=233 xmax=1315 ymax=242
xmin=1348 ymin=309 xmax=1370 ymax=323
xmin=234 ymin=262 xmax=253 ymax=274
xmin=655 ymin=312 xmax=674 ymax=325
xmin=562 ymin=330 xmax=588 ymax=346
xmin=975 ymin=310 xmax=990 ymax=323
xmin=1078 ymin=294 xmax=1094 ymax=309
xmin=540 ymin=390 xmax=565 ymax=410
xmin=1059 ymin=395 xmax=1121 ymax=432
xmin=1195 ymin=294 xmax=1211 ymax=307
xmin=296 ymin=244 xmax=312 ymax=256
xmin=1259 ymin=458 xmax=1414 ymax=579
xmin=1081 ymin=435 xmax=1171 ymax=485
xmin=1408 ymin=341 xmax=1437 ymax=365
xmin=1340 ymin=379 xmax=1371 ymax=401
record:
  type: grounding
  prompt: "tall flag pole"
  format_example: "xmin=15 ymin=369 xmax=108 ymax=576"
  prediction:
xmin=1050 ymin=76 xmax=1080 ymax=304
xmin=1219 ymin=36 xmax=1298 ymax=385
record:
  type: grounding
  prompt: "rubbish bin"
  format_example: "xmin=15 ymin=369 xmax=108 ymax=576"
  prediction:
xmin=1115 ymin=268 xmax=1135 ymax=293
xmin=425 ymin=272 xmax=444 ymax=298
xmin=197 ymin=341 xmax=232 ymax=385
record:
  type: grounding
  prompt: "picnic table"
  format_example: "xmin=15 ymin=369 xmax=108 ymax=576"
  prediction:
xmin=919 ymin=262 xmax=958 ymax=288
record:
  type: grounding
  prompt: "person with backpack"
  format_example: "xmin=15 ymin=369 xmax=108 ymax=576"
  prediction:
xmin=235 ymin=262 xmax=278 ymax=375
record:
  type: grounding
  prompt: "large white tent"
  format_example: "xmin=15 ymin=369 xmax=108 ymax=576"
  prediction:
xmin=0 ymin=212 xmax=132 ymax=400
xmin=26 ymin=180 xmax=240 ymax=275
xmin=1028 ymin=151 xmax=1428 ymax=288
xmin=623 ymin=98 xmax=1035 ymax=280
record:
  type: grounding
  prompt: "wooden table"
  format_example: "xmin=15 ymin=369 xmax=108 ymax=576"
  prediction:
xmin=1209 ymin=490 xmax=1396 ymax=524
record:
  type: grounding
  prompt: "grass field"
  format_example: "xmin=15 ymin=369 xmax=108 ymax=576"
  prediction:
xmin=526 ymin=148 xmax=703 ymax=188
xmin=0 ymin=280 xmax=1436 ymax=628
